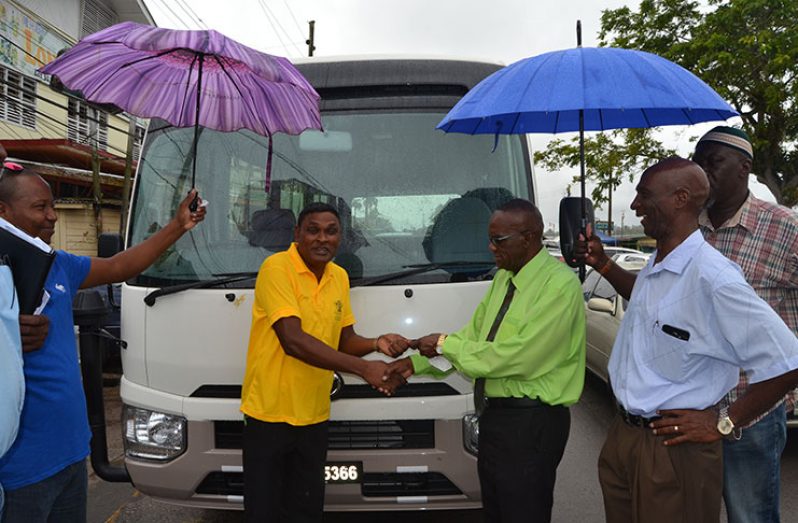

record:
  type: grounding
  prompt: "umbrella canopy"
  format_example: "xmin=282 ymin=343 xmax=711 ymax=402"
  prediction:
xmin=437 ymin=38 xmax=737 ymax=280
xmin=41 ymin=22 xmax=321 ymax=136
xmin=437 ymin=46 xmax=737 ymax=135
xmin=40 ymin=21 xmax=322 ymax=195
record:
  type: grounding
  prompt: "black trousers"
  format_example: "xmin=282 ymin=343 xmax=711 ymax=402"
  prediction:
xmin=242 ymin=417 xmax=329 ymax=523
xmin=477 ymin=404 xmax=571 ymax=523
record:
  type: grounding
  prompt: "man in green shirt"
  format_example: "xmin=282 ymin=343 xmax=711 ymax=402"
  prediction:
xmin=391 ymin=198 xmax=585 ymax=522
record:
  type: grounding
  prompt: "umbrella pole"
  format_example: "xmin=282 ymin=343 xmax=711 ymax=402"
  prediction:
xmin=577 ymin=20 xmax=587 ymax=282
xmin=579 ymin=110 xmax=587 ymax=282
xmin=189 ymin=53 xmax=205 ymax=212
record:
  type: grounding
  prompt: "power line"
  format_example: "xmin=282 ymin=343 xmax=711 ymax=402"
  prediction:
xmin=152 ymin=0 xmax=193 ymax=29
xmin=281 ymin=0 xmax=305 ymax=42
xmin=0 ymin=91 xmax=132 ymax=158
xmin=175 ymin=0 xmax=207 ymax=30
xmin=0 ymin=72 xmax=139 ymax=139
xmin=0 ymin=21 xmax=66 ymax=63
xmin=0 ymin=33 xmax=139 ymax=137
xmin=256 ymin=0 xmax=302 ymax=57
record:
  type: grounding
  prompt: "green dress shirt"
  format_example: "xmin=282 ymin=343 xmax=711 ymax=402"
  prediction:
xmin=412 ymin=249 xmax=586 ymax=406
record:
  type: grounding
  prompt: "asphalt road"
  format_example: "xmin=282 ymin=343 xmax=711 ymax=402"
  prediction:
xmin=88 ymin=374 xmax=798 ymax=522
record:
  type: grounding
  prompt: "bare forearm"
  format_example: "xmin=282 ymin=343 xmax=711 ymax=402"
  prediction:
xmin=729 ymin=368 xmax=798 ymax=427
xmin=81 ymin=219 xmax=186 ymax=288
xmin=81 ymin=191 xmax=204 ymax=288
xmin=339 ymin=332 xmax=376 ymax=357
xmin=284 ymin=330 xmax=369 ymax=376
xmin=114 ymin=219 xmax=185 ymax=279
xmin=596 ymin=257 xmax=637 ymax=301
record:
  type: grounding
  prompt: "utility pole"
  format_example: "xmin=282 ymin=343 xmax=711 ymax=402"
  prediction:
xmin=121 ymin=115 xmax=137 ymax=236
xmin=607 ymin=177 xmax=613 ymax=237
xmin=306 ymin=20 xmax=316 ymax=57
xmin=89 ymin=107 xmax=103 ymax=240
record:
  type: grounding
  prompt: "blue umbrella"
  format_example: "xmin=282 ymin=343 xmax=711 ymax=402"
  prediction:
xmin=436 ymin=47 xmax=737 ymax=135
xmin=437 ymin=22 xmax=738 ymax=278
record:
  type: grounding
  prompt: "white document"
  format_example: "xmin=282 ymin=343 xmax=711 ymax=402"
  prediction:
xmin=428 ymin=355 xmax=453 ymax=372
xmin=0 ymin=217 xmax=53 ymax=253
xmin=33 ymin=290 xmax=50 ymax=315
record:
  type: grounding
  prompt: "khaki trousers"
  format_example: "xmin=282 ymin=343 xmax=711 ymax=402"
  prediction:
xmin=598 ymin=415 xmax=722 ymax=523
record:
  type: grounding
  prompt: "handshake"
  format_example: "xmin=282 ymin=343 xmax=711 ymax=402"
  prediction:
xmin=363 ymin=333 xmax=447 ymax=397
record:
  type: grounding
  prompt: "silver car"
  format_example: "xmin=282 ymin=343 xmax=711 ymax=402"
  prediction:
xmin=581 ymin=254 xmax=647 ymax=382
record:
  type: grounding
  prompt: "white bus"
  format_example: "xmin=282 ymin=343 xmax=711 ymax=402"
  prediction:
xmin=115 ymin=56 xmax=536 ymax=511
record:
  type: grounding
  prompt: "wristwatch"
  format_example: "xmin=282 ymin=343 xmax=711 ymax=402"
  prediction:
xmin=717 ymin=405 xmax=735 ymax=436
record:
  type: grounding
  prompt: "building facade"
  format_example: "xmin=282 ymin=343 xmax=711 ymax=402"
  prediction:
xmin=0 ymin=0 xmax=153 ymax=254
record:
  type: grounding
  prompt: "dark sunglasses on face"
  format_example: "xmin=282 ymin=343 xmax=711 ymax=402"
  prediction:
xmin=489 ymin=230 xmax=529 ymax=247
xmin=0 ymin=161 xmax=24 ymax=180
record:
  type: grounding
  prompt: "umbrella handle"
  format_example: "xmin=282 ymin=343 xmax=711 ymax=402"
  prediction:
xmin=189 ymin=191 xmax=200 ymax=212
xmin=188 ymin=189 xmax=199 ymax=212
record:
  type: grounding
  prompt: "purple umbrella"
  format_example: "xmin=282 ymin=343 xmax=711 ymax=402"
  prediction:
xmin=40 ymin=21 xmax=322 ymax=204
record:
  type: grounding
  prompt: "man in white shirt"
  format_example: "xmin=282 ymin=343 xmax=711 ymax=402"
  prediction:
xmin=581 ymin=157 xmax=798 ymax=522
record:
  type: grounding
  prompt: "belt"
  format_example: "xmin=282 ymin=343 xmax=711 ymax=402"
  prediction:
xmin=616 ymin=403 xmax=661 ymax=427
xmin=485 ymin=397 xmax=545 ymax=409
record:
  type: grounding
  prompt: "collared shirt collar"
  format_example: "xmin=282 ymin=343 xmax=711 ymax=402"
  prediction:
xmin=507 ymin=247 xmax=548 ymax=289
xmin=287 ymin=243 xmax=333 ymax=282
xmin=698 ymin=191 xmax=755 ymax=233
xmin=648 ymin=229 xmax=704 ymax=276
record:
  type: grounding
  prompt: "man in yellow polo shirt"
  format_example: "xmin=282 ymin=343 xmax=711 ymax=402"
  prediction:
xmin=241 ymin=202 xmax=411 ymax=522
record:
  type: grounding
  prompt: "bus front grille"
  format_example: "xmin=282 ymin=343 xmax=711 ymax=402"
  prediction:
xmin=215 ymin=420 xmax=435 ymax=450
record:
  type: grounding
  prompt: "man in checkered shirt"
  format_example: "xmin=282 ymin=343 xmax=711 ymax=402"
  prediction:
xmin=693 ymin=126 xmax=798 ymax=523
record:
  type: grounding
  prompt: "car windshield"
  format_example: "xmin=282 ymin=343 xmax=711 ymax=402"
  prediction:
xmin=128 ymin=112 xmax=531 ymax=286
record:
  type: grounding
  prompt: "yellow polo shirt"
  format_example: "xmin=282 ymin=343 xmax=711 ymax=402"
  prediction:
xmin=241 ymin=243 xmax=355 ymax=426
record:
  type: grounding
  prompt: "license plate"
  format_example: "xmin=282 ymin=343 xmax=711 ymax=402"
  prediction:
xmin=324 ymin=462 xmax=362 ymax=484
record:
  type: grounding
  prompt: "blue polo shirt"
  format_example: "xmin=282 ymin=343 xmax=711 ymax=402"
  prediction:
xmin=0 ymin=251 xmax=91 ymax=490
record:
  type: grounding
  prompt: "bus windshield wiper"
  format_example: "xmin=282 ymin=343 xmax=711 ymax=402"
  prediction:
xmin=350 ymin=261 xmax=495 ymax=287
xmin=143 ymin=272 xmax=259 ymax=306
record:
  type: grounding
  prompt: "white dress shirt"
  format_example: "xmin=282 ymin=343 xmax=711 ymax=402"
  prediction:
xmin=609 ymin=230 xmax=798 ymax=418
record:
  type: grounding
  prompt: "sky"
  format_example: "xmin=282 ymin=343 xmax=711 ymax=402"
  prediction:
xmin=143 ymin=0 xmax=772 ymax=232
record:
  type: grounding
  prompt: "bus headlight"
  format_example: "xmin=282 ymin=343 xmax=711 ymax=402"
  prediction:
xmin=124 ymin=406 xmax=186 ymax=461
xmin=462 ymin=414 xmax=479 ymax=456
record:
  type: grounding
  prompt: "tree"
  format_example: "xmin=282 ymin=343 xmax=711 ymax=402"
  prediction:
xmin=598 ymin=0 xmax=798 ymax=206
xmin=534 ymin=128 xmax=675 ymax=231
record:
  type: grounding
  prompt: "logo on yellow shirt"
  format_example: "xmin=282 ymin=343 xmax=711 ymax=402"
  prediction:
xmin=334 ymin=300 xmax=343 ymax=321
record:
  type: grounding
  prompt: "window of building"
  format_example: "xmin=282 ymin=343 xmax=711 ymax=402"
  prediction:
xmin=68 ymin=98 xmax=108 ymax=151
xmin=82 ymin=0 xmax=118 ymax=36
xmin=0 ymin=65 xmax=36 ymax=129
xmin=133 ymin=124 xmax=146 ymax=161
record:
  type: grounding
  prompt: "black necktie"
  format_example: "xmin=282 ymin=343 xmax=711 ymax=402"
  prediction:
xmin=474 ymin=280 xmax=516 ymax=417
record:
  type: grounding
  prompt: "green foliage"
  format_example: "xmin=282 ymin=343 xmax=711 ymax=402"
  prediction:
xmin=596 ymin=0 xmax=798 ymax=206
xmin=534 ymin=129 xmax=675 ymax=206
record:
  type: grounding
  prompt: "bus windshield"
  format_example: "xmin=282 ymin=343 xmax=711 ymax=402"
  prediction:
xmin=129 ymin=111 xmax=531 ymax=287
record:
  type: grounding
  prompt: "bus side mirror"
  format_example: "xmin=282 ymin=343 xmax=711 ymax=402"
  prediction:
xmin=98 ymin=233 xmax=123 ymax=258
xmin=558 ymin=197 xmax=594 ymax=268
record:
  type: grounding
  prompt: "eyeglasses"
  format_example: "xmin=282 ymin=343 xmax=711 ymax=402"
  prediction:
xmin=0 ymin=161 xmax=23 ymax=180
xmin=489 ymin=230 xmax=529 ymax=247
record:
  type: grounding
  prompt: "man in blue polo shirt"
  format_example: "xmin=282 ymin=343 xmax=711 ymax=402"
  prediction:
xmin=0 ymin=166 xmax=206 ymax=523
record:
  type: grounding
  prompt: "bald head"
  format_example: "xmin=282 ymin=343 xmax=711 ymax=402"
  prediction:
xmin=642 ymin=157 xmax=709 ymax=215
